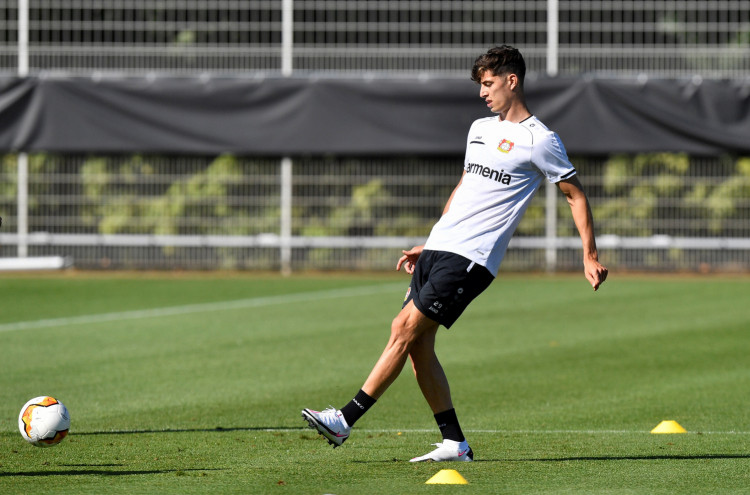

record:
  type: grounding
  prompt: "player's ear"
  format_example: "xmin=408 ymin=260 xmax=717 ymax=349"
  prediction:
xmin=507 ymin=73 xmax=520 ymax=91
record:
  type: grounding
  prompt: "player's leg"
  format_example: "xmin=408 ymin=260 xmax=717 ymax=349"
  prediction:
xmin=361 ymin=300 xmax=440 ymax=399
xmin=301 ymin=300 xmax=438 ymax=448
xmin=409 ymin=325 xmax=452 ymax=413
xmin=408 ymin=326 xmax=473 ymax=462
xmin=302 ymin=250 xmax=491 ymax=455
xmin=404 ymin=253 xmax=493 ymax=462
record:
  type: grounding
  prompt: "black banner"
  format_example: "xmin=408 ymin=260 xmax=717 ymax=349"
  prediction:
xmin=1 ymin=76 xmax=748 ymax=155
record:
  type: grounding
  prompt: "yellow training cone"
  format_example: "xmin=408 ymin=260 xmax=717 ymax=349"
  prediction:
xmin=425 ymin=469 xmax=468 ymax=485
xmin=651 ymin=420 xmax=687 ymax=434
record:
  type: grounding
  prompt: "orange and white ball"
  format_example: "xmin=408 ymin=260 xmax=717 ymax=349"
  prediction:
xmin=18 ymin=396 xmax=70 ymax=447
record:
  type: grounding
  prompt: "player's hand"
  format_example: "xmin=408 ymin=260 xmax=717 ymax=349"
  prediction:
xmin=396 ymin=245 xmax=424 ymax=274
xmin=584 ymin=257 xmax=608 ymax=291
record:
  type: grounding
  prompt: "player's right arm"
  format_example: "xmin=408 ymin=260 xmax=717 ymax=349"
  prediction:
xmin=396 ymin=245 xmax=423 ymax=274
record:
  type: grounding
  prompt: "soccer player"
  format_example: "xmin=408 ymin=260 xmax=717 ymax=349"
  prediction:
xmin=302 ymin=45 xmax=608 ymax=462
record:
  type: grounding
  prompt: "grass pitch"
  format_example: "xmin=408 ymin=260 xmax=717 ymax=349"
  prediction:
xmin=1 ymin=272 xmax=749 ymax=494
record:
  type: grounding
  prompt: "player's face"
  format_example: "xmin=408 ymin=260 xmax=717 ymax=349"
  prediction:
xmin=478 ymin=71 xmax=514 ymax=115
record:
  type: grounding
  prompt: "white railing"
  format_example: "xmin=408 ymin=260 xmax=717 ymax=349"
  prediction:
xmin=2 ymin=1 xmax=748 ymax=77
xmin=1 ymin=154 xmax=748 ymax=272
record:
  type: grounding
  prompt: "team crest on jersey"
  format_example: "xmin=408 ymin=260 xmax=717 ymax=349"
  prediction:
xmin=498 ymin=139 xmax=514 ymax=153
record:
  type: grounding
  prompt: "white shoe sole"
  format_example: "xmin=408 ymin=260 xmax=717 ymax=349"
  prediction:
xmin=409 ymin=447 xmax=474 ymax=462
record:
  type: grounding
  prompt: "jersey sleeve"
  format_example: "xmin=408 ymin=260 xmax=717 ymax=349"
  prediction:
xmin=531 ymin=131 xmax=577 ymax=183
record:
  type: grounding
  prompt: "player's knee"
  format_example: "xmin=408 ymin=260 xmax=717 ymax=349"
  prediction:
xmin=390 ymin=316 xmax=411 ymax=340
xmin=390 ymin=315 xmax=419 ymax=348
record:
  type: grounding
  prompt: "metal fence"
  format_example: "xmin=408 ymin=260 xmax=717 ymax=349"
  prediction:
xmin=1 ymin=1 xmax=748 ymax=77
xmin=1 ymin=153 xmax=748 ymax=272
xmin=1 ymin=2 xmax=748 ymax=271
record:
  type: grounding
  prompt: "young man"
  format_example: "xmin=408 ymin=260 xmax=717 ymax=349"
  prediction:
xmin=302 ymin=45 xmax=608 ymax=462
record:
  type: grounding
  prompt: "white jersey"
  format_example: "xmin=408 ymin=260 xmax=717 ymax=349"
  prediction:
xmin=424 ymin=115 xmax=576 ymax=276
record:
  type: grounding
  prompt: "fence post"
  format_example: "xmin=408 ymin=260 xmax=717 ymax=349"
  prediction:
xmin=17 ymin=0 xmax=29 ymax=258
xmin=18 ymin=0 xmax=28 ymax=76
xmin=17 ymin=153 xmax=28 ymax=258
xmin=279 ymin=1 xmax=294 ymax=274
xmin=544 ymin=0 xmax=560 ymax=271
xmin=546 ymin=0 xmax=559 ymax=77
xmin=544 ymin=181 xmax=557 ymax=271
xmin=280 ymin=157 xmax=293 ymax=275
xmin=281 ymin=0 xmax=293 ymax=76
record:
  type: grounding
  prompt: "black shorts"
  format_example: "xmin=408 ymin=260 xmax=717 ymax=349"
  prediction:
xmin=402 ymin=249 xmax=494 ymax=329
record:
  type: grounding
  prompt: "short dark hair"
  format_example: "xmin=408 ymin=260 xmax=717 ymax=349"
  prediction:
xmin=471 ymin=45 xmax=526 ymax=86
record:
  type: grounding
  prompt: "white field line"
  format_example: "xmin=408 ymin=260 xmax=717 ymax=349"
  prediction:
xmin=78 ymin=427 xmax=750 ymax=435
xmin=364 ymin=428 xmax=750 ymax=435
xmin=0 ymin=282 xmax=405 ymax=333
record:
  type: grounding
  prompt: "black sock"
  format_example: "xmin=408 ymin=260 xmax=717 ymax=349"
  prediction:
xmin=434 ymin=408 xmax=465 ymax=443
xmin=340 ymin=389 xmax=376 ymax=426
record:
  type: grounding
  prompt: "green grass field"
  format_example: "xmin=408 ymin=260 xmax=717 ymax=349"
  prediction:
xmin=1 ymin=272 xmax=749 ymax=494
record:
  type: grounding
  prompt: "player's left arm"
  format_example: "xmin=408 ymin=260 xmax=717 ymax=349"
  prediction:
xmin=557 ymin=175 xmax=608 ymax=291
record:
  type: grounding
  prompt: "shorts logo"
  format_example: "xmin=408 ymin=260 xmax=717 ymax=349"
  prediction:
xmin=498 ymin=139 xmax=514 ymax=153
xmin=428 ymin=300 xmax=443 ymax=314
xmin=404 ymin=286 xmax=411 ymax=302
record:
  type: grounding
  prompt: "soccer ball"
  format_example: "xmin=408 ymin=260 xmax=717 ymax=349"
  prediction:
xmin=18 ymin=396 xmax=70 ymax=447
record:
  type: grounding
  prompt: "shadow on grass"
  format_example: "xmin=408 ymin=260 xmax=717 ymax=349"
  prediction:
xmin=74 ymin=426 xmax=304 ymax=435
xmin=477 ymin=454 xmax=750 ymax=462
xmin=353 ymin=454 xmax=750 ymax=464
xmin=1 ymin=468 xmax=223 ymax=477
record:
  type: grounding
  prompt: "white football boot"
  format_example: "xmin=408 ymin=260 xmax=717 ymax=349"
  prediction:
xmin=409 ymin=439 xmax=474 ymax=462
xmin=301 ymin=407 xmax=351 ymax=448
